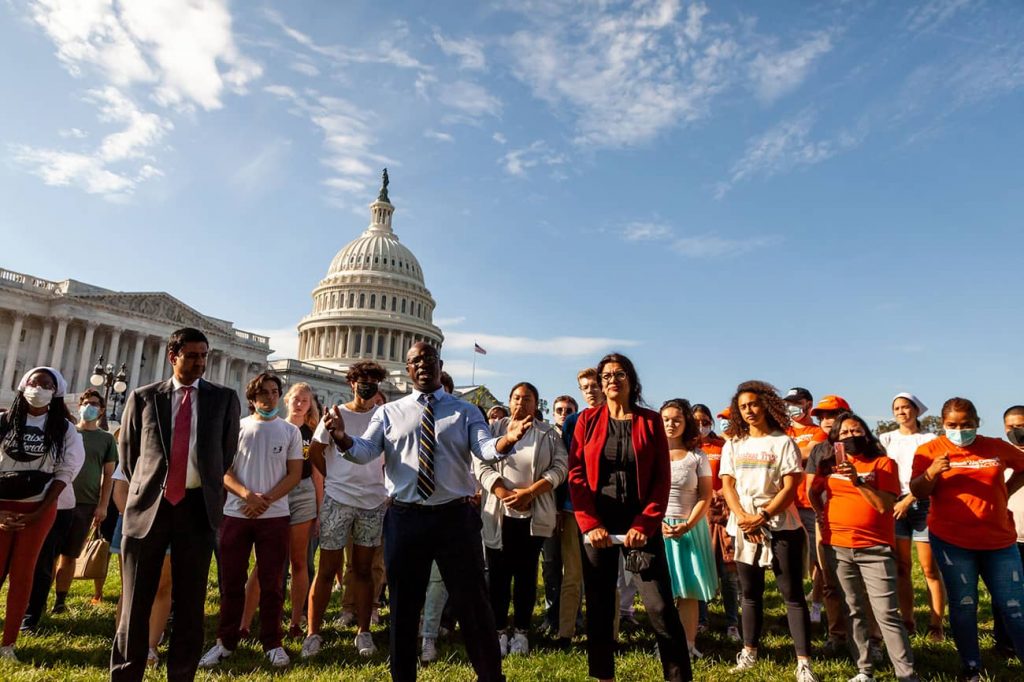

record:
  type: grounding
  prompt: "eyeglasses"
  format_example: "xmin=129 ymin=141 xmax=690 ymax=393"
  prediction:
xmin=554 ymin=407 xmax=575 ymax=415
xmin=600 ymin=371 xmax=627 ymax=383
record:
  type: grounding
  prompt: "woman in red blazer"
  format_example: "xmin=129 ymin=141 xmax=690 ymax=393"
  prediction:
xmin=568 ymin=353 xmax=691 ymax=682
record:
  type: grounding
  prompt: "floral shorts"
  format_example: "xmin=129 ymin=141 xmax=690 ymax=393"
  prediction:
xmin=319 ymin=496 xmax=386 ymax=551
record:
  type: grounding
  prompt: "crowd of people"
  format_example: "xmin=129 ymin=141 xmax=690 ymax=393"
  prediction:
xmin=1 ymin=326 xmax=1024 ymax=682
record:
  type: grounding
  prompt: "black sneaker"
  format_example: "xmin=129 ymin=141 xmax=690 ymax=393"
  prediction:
xmin=19 ymin=618 xmax=38 ymax=633
xmin=52 ymin=603 xmax=67 ymax=615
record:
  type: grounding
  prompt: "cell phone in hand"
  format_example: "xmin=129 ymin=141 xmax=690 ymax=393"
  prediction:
xmin=833 ymin=441 xmax=846 ymax=464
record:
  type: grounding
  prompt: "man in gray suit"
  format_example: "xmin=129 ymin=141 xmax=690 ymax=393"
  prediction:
xmin=110 ymin=327 xmax=241 ymax=682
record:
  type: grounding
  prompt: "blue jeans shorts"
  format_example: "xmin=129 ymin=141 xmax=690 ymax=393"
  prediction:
xmin=894 ymin=495 xmax=929 ymax=542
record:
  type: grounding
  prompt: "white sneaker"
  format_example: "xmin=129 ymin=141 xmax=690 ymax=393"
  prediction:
xmin=731 ymin=649 xmax=758 ymax=672
xmin=266 ymin=646 xmax=290 ymax=667
xmin=509 ymin=630 xmax=529 ymax=655
xmin=809 ymin=601 xmax=823 ymax=624
xmin=421 ymin=637 xmax=437 ymax=663
xmin=198 ymin=640 xmax=233 ymax=668
xmin=848 ymin=674 xmax=875 ymax=682
xmin=726 ymin=625 xmax=742 ymax=642
xmin=0 ymin=645 xmax=17 ymax=661
xmin=355 ymin=631 xmax=376 ymax=656
xmin=336 ymin=610 xmax=355 ymax=628
xmin=689 ymin=645 xmax=703 ymax=661
xmin=498 ymin=631 xmax=509 ymax=657
xmin=146 ymin=647 xmax=159 ymax=667
xmin=795 ymin=660 xmax=821 ymax=682
xmin=300 ymin=634 xmax=323 ymax=659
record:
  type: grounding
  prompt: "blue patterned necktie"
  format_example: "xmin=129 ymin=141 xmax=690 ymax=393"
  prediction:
xmin=416 ymin=393 xmax=436 ymax=500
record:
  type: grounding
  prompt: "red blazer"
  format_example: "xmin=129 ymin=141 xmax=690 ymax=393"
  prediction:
xmin=568 ymin=403 xmax=671 ymax=538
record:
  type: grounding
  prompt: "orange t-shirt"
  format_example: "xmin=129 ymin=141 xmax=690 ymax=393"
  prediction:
xmin=818 ymin=454 xmax=900 ymax=548
xmin=787 ymin=422 xmax=824 ymax=509
xmin=912 ymin=435 xmax=1024 ymax=551
xmin=702 ymin=434 xmax=726 ymax=491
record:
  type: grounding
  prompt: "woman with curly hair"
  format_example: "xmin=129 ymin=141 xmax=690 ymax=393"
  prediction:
xmin=568 ymin=353 xmax=691 ymax=682
xmin=719 ymin=380 xmax=819 ymax=682
xmin=0 ymin=367 xmax=84 ymax=660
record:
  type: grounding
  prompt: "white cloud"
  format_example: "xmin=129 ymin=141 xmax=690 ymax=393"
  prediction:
xmin=445 ymin=331 xmax=639 ymax=357
xmin=617 ymin=218 xmax=775 ymax=258
xmin=492 ymin=132 xmax=507 ymax=145
xmin=433 ymin=31 xmax=486 ymax=70
xmin=290 ymin=61 xmax=320 ymax=77
xmin=434 ymin=316 xmax=467 ymax=328
xmin=12 ymin=86 xmax=172 ymax=199
xmin=28 ymin=0 xmax=261 ymax=111
xmin=905 ymin=0 xmax=973 ymax=33
xmin=622 ymin=221 xmax=673 ymax=241
xmin=439 ymin=360 xmax=502 ymax=381
xmin=265 ymin=8 xmax=426 ymax=71
xmin=499 ymin=140 xmax=566 ymax=177
xmin=58 ymin=127 xmax=87 ymax=139
xmin=424 ymin=130 xmax=454 ymax=143
xmin=717 ymin=111 xmax=861 ymax=197
xmin=264 ymin=85 xmax=391 ymax=201
xmin=437 ymin=80 xmax=502 ymax=120
xmin=231 ymin=138 xmax=292 ymax=193
xmin=748 ymin=31 xmax=834 ymax=104
xmin=505 ymin=0 xmax=748 ymax=148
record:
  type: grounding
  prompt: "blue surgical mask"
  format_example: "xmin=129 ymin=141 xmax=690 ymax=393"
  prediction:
xmin=787 ymin=404 xmax=804 ymax=419
xmin=946 ymin=428 xmax=977 ymax=448
xmin=80 ymin=404 xmax=101 ymax=422
xmin=718 ymin=418 xmax=730 ymax=434
xmin=255 ymin=406 xmax=279 ymax=419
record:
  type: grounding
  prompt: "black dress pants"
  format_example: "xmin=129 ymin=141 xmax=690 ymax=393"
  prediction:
xmin=111 ymin=491 xmax=214 ymax=682
xmin=581 ymin=535 xmax=692 ymax=681
xmin=384 ymin=500 xmax=504 ymax=682
xmin=485 ymin=516 xmax=545 ymax=631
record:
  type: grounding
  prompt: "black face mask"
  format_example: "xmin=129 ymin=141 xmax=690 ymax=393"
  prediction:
xmin=1008 ymin=427 xmax=1024 ymax=447
xmin=840 ymin=435 xmax=873 ymax=457
xmin=355 ymin=383 xmax=378 ymax=400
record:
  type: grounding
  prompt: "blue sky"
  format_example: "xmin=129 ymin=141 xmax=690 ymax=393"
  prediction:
xmin=1 ymin=0 xmax=1022 ymax=432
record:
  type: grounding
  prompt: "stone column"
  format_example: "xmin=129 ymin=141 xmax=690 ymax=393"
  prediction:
xmin=346 ymin=327 xmax=354 ymax=358
xmin=128 ymin=334 xmax=146 ymax=392
xmin=2 ymin=313 xmax=25 ymax=391
xmin=218 ymin=351 xmax=230 ymax=384
xmin=64 ymin=325 xmax=82 ymax=386
xmin=300 ymin=331 xmax=308 ymax=359
xmin=384 ymin=329 xmax=392 ymax=362
xmin=150 ymin=338 xmax=165 ymax=384
xmin=107 ymin=329 xmax=122 ymax=369
xmin=36 ymin=319 xmax=53 ymax=367
xmin=50 ymin=317 xmax=69 ymax=369
xmin=76 ymin=321 xmax=99 ymax=394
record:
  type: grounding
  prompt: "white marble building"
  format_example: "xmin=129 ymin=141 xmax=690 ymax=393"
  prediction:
xmin=0 ymin=268 xmax=271 ymax=408
xmin=296 ymin=173 xmax=444 ymax=378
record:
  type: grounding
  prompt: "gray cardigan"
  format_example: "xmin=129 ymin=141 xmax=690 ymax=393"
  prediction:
xmin=475 ymin=418 xmax=568 ymax=549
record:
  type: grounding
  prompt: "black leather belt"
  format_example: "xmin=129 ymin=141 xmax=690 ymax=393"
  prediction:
xmin=390 ymin=497 xmax=469 ymax=511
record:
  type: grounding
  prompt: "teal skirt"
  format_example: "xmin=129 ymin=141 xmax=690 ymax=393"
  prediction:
xmin=663 ymin=517 xmax=719 ymax=601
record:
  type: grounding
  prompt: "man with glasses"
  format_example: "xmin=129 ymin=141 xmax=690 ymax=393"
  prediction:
xmin=539 ymin=395 xmax=578 ymax=638
xmin=321 ymin=342 xmax=531 ymax=682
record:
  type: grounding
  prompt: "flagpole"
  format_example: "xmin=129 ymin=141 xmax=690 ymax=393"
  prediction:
xmin=472 ymin=340 xmax=476 ymax=385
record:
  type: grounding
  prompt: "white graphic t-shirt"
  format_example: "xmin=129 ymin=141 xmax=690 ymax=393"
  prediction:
xmin=719 ymin=432 xmax=803 ymax=531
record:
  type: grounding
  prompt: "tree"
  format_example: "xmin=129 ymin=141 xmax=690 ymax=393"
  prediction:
xmin=875 ymin=416 xmax=943 ymax=436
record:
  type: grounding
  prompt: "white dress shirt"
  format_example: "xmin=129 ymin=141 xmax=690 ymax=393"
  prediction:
xmin=170 ymin=377 xmax=201 ymax=489
xmin=344 ymin=387 xmax=505 ymax=505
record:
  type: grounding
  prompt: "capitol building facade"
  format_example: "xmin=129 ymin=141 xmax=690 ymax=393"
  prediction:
xmin=0 ymin=173 xmax=444 ymax=410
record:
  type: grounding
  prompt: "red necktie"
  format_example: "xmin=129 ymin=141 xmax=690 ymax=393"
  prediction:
xmin=165 ymin=386 xmax=193 ymax=505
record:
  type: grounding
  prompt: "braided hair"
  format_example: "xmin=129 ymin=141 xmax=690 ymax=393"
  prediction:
xmin=0 ymin=393 xmax=73 ymax=463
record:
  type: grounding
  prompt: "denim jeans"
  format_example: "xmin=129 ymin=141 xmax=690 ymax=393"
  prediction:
xmin=420 ymin=561 xmax=448 ymax=638
xmin=930 ymin=533 xmax=1024 ymax=671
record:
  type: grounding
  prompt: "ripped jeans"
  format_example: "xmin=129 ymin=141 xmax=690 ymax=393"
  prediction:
xmin=930 ymin=533 xmax=1024 ymax=671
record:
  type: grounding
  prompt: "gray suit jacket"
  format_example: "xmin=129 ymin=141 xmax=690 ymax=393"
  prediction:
xmin=119 ymin=377 xmax=241 ymax=537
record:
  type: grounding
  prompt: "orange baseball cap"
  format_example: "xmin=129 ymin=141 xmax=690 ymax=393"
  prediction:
xmin=717 ymin=407 xmax=731 ymax=419
xmin=810 ymin=395 xmax=850 ymax=416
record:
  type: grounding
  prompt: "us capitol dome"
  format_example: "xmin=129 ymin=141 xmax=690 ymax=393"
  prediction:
xmin=296 ymin=170 xmax=443 ymax=378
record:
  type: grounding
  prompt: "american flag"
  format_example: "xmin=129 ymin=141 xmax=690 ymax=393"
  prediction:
xmin=474 ymin=343 xmax=487 ymax=355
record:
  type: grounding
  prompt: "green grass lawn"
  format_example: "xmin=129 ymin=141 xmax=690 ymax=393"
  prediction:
xmin=2 ymin=558 xmax=1021 ymax=681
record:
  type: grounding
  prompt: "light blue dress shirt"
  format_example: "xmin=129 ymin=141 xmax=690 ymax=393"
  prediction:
xmin=344 ymin=387 xmax=505 ymax=505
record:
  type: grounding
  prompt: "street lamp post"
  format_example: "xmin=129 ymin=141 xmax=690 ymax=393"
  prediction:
xmin=90 ymin=356 xmax=129 ymax=420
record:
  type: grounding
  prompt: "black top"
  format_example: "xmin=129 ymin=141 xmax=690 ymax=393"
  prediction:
xmin=596 ymin=418 xmax=640 ymax=534
xmin=300 ymin=424 xmax=314 ymax=480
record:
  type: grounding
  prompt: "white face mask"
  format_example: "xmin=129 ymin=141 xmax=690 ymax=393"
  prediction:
xmin=23 ymin=386 xmax=54 ymax=408
xmin=698 ymin=424 xmax=712 ymax=438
